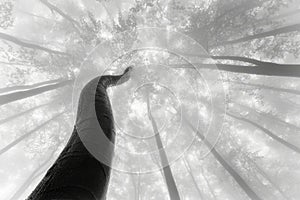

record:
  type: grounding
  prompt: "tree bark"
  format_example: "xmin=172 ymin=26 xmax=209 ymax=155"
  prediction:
xmin=0 ymin=79 xmax=73 ymax=106
xmin=213 ymin=23 xmax=300 ymax=47
xmin=27 ymin=68 xmax=132 ymax=200
xmin=0 ymin=32 xmax=70 ymax=56
xmin=146 ymin=94 xmax=181 ymax=200
xmin=226 ymin=112 xmax=300 ymax=154
xmin=183 ymin=117 xmax=263 ymax=200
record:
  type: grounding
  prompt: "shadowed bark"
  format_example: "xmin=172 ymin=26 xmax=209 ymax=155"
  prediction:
xmin=213 ymin=23 xmax=300 ymax=47
xmin=0 ymin=32 xmax=70 ymax=56
xmin=146 ymin=94 xmax=181 ymax=200
xmin=226 ymin=112 xmax=300 ymax=154
xmin=0 ymin=79 xmax=73 ymax=106
xmin=27 ymin=67 xmax=132 ymax=200
xmin=183 ymin=117 xmax=263 ymax=200
xmin=0 ymin=111 xmax=65 ymax=155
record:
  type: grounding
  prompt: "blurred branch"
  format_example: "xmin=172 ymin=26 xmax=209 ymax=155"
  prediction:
xmin=0 ymin=32 xmax=70 ymax=56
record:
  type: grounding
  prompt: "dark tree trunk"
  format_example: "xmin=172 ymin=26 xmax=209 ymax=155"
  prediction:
xmin=183 ymin=117 xmax=263 ymax=200
xmin=0 ymin=32 xmax=70 ymax=56
xmin=213 ymin=23 xmax=300 ymax=47
xmin=27 ymin=68 xmax=132 ymax=200
xmin=0 ymin=79 xmax=73 ymax=106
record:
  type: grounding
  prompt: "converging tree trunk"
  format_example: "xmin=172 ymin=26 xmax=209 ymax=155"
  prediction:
xmin=0 ymin=79 xmax=73 ymax=106
xmin=213 ymin=23 xmax=300 ymax=47
xmin=146 ymin=94 xmax=181 ymax=200
xmin=0 ymin=78 xmax=64 ymax=94
xmin=27 ymin=67 xmax=132 ymax=200
xmin=0 ymin=32 xmax=70 ymax=56
xmin=183 ymin=116 xmax=263 ymax=200
xmin=226 ymin=112 xmax=300 ymax=154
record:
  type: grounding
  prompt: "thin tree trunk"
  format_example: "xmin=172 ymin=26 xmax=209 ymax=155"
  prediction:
xmin=183 ymin=117 xmax=263 ymax=200
xmin=200 ymin=167 xmax=218 ymax=200
xmin=246 ymin=157 xmax=290 ymax=200
xmin=213 ymin=23 xmax=300 ymax=47
xmin=0 ymin=79 xmax=73 ymax=106
xmin=0 ymin=111 xmax=65 ymax=155
xmin=182 ymin=157 xmax=204 ymax=199
xmin=0 ymin=32 xmax=70 ymax=56
xmin=39 ymin=0 xmax=81 ymax=34
xmin=227 ymin=81 xmax=300 ymax=96
xmin=235 ymin=102 xmax=300 ymax=132
xmin=146 ymin=94 xmax=181 ymax=200
xmin=226 ymin=112 xmax=300 ymax=154
xmin=0 ymin=78 xmax=64 ymax=94
xmin=171 ymin=63 xmax=300 ymax=78
xmin=0 ymin=100 xmax=56 ymax=125
xmin=9 ymin=148 xmax=57 ymax=200
xmin=27 ymin=68 xmax=132 ymax=200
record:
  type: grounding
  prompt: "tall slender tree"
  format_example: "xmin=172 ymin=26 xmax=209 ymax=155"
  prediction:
xmin=146 ymin=93 xmax=181 ymax=200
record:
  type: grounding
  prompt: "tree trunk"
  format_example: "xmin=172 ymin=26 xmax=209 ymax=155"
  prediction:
xmin=0 ymin=111 xmax=65 ymax=155
xmin=0 ymin=78 xmax=64 ymax=94
xmin=226 ymin=112 xmax=300 ymax=154
xmin=27 ymin=68 xmax=132 ymax=200
xmin=39 ymin=0 xmax=81 ymax=34
xmin=0 ymin=79 xmax=73 ymax=106
xmin=213 ymin=23 xmax=300 ymax=47
xmin=0 ymin=32 xmax=70 ymax=56
xmin=0 ymin=100 xmax=55 ymax=125
xmin=171 ymin=63 xmax=300 ymax=78
xmin=183 ymin=117 xmax=262 ymax=200
xmin=228 ymin=81 xmax=300 ymax=96
xmin=146 ymin=94 xmax=181 ymax=200
xmin=182 ymin=157 xmax=204 ymax=199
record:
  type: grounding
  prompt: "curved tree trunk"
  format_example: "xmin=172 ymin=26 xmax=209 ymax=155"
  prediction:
xmin=27 ymin=68 xmax=132 ymax=200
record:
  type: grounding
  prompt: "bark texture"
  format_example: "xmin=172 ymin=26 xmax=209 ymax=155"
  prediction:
xmin=27 ymin=68 xmax=132 ymax=200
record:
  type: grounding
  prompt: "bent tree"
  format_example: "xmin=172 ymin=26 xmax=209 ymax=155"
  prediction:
xmin=27 ymin=67 xmax=132 ymax=200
